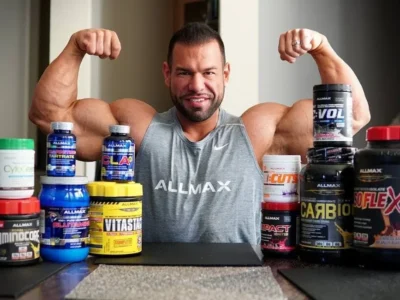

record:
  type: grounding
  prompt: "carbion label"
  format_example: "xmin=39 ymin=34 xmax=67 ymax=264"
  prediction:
xmin=300 ymin=181 xmax=353 ymax=250
xmin=263 ymin=155 xmax=301 ymax=201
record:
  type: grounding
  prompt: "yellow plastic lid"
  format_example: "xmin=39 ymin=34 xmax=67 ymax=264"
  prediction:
xmin=87 ymin=181 xmax=143 ymax=197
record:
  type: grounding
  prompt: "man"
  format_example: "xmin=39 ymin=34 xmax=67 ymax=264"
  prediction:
xmin=29 ymin=23 xmax=370 ymax=244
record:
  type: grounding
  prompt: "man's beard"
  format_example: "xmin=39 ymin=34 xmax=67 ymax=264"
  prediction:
xmin=170 ymin=90 xmax=224 ymax=122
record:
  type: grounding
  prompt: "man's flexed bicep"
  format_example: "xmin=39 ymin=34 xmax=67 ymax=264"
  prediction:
xmin=68 ymin=98 xmax=156 ymax=162
xmin=69 ymin=98 xmax=119 ymax=161
xmin=29 ymin=28 xmax=152 ymax=162
xmin=243 ymin=100 xmax=313 ymax=166
xmin=274 ymin=99 xmax=314 ymax=163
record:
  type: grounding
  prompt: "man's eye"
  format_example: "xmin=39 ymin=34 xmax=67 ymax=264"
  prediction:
xmin=204 ymin=72 xmax=215 ymax=76
xmin=178 ymin=72 xmax=189 ymax=76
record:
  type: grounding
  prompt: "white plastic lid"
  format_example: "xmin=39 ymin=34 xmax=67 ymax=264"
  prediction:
xmin=264 ymin=195 xmax=299 ymax=203
xmin=109 ymin=125 xmax=130 ymax=134
xmin=40 ymin=176 xmax=88 ymax=185
xmin=263 ymin=155 xmax=301 ymax=162
xmin=51 ymin=122 xmax=74 ymax=131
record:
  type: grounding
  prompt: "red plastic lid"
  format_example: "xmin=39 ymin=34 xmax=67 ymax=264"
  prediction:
xmin=262 ymin=201 xmax=300 ymax=211
xmin=367 ymin=126 xmax=400 ymax=141
xmin=0 ymin=197 xmax=40 ymax=215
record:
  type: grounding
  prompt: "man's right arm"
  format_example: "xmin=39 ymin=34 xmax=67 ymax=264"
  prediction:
xmin=29 ymin=29 xmax=156 ymax=161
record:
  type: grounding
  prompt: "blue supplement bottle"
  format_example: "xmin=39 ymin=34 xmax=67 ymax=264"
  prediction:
xmin=39 ymin=176 xmax=90 ymax=263
xmin=47 ymin=122 xmax=76 ymax=177
xmin=101 ymin=125 xmax=135 ymax=182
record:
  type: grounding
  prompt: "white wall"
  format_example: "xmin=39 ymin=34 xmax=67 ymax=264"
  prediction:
xmin=91 ymin=0 xmax=173 ymax=112
xmin=219 ymin=0 xmax=259 ymax=116
xmin=51 ymin=0 xmax=173 ymax=113
xmin=0 ymin=0 xmax=32 ymax=138
xmin=259 ymin=0 xmax=400 ymax=148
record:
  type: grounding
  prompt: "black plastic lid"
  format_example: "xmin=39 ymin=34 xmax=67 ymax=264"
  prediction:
xmin=313 ymin=84 xmax=351 ymax=93
xmin=307 ymin=147 xmax=357 ymax=163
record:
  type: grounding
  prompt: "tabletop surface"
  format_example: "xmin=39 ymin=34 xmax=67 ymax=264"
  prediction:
xmin=3 ymin=255 xmax=310 ymax=300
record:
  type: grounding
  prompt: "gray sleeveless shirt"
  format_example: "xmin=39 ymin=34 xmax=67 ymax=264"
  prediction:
xmin=135 ymin=107 xmax=263 ymax=244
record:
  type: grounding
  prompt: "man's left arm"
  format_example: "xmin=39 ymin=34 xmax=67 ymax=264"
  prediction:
xmin=276 ymin=28 xmax=371 ymax=159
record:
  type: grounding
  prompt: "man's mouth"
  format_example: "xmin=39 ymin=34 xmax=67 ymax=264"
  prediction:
xmin=188 ymin=98 xmax=206 ymax=102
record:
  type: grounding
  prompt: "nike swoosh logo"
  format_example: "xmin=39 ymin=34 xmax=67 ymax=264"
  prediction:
xmin=214 ymin=144 xmax=228 ymax=150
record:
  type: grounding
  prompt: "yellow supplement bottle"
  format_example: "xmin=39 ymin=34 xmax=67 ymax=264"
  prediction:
xmin=87 ymin=181 xmax=142 ymax=256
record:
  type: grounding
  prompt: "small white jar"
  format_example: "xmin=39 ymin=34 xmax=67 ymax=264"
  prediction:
xmin=263 ymin=155 xmax=301 ymax=202
xmin=0 ymin=138 xmax=35 ymax=199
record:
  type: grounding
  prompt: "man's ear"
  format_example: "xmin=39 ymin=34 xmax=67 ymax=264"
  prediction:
xmin=224 ymin=62 xmax=230 ymax=86
xmin=162 ymin=62 xmax=171 ymax=87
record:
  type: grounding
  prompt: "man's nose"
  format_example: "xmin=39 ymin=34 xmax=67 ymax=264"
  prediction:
xmin=188 ymin=73 xmax=205 ymax=92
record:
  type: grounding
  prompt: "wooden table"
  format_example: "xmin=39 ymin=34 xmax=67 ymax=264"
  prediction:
xmin=11 ymin=257 xmax=310 ymax=300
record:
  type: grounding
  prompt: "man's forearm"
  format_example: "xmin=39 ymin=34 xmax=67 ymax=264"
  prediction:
xmin=29 ymin=39 xmax=85 ymax=129
xmin=311 ymin=40 xmax=371 ymax=134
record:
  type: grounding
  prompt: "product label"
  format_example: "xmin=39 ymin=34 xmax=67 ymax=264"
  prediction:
xmin=300 ymin=182 xmax=353 ymax=250
xmin=354 ymin=165 xmax=400 ymax=249
xmin=261 ymin=211 xmax=299 ymax=252
xmin=313 ymin=91 xmax=352 ymax=142
xmin=263 ymin=160 xmax=300 ymax=201
xmin=101 ymin=139 xmax=135 ymax=181
xmin=47 ymin=135 xmax=76 ymax=176
xmin=89 ymin=200 xmax=142 ymax=255
xmin=0 ymin=150 xmax=34 ymax=189
xmin=40 ymin=207 xmax=89 ymax=249
xmin=0 ymin=218 xmax=40 ymax=263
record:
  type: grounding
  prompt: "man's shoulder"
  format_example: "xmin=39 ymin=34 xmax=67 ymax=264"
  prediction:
xmin=219 ymin=109 xmax=242 ymax=126
xmin=151 ymin=107 xmax=176 ymax=124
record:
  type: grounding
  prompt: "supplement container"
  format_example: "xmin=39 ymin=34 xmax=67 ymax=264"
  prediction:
xmin=88 ymin=181 xmax=143 ymax=256
xmin=353 ymin=126 xmax=400 ymax=269
xmin=39 ymin=176 xmax=89 ymax=263
xmin=46 ymin=122 xmax=76 ymax=177
xmin=101 ymin=125 xmax=135 ymax=182
xmin=261 ymin=201 xmax=299 ymax=257
xmin=0 ymin=197 xmax=40 ymax=266
xmin=263 ymin=155 xmax=301 ymax=202
xmin=0 ymin=138 xmax=34 ymax=199
xmin=299 ymin=147 xmax=356 ymax=264
xmin=313 ymin=84 xmax=353 ymax=147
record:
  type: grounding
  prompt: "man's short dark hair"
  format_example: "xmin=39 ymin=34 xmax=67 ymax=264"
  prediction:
xmin=167 ymin=22 xmax=226 ymax=67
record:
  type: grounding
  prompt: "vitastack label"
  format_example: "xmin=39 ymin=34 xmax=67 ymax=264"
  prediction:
xmin=89 ymin=200 xmax=142 ymax=255
xmin=313 ymin=91 xmax=352 ymax=142
xmin=0 ymin=218 xmax=40 ymax=263
xmin=300 ymin=182 xmax=353 ymax=250
xmin=40 ymin=207 xmax=89 ymax=249
xmin=354 ymin=165 xmax=400 ymax=249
